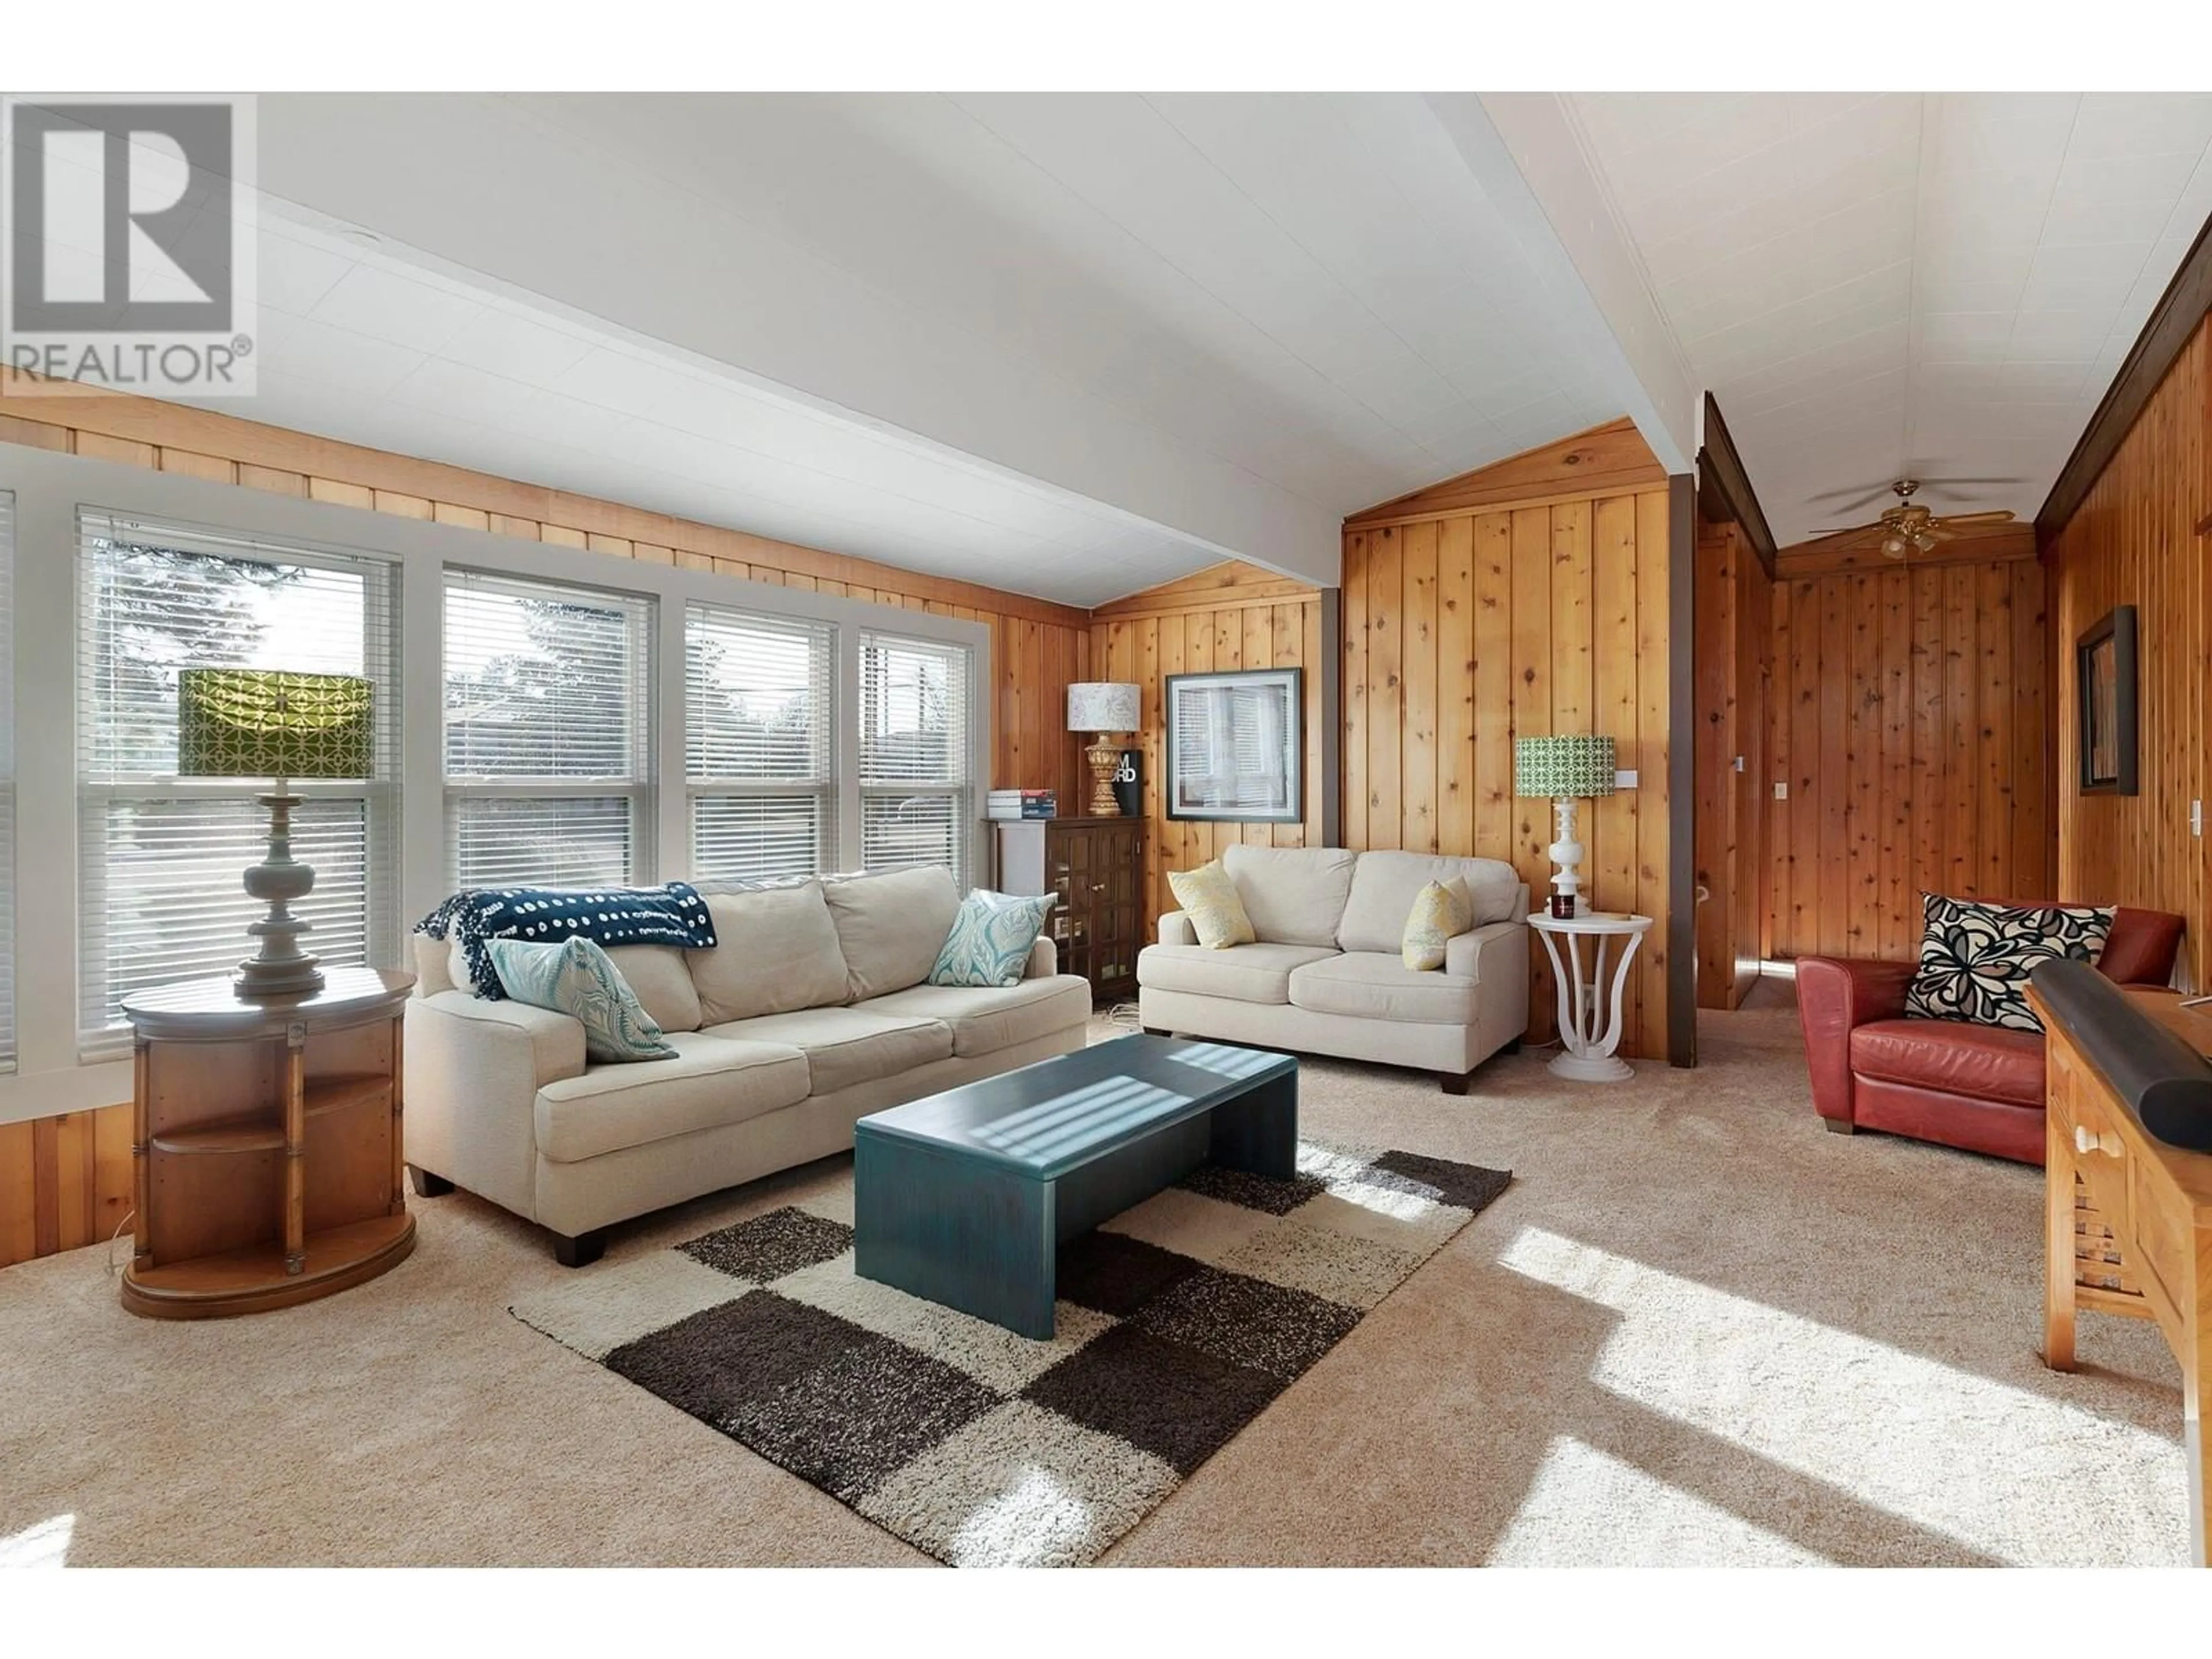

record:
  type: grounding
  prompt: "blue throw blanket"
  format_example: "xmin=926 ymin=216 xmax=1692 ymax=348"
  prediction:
xmin=419 ymin=883 xmax=718 ymax=999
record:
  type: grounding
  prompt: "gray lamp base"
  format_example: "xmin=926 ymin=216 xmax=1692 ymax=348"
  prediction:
xmin=235 ymin=790 xmax=324 ymax=1002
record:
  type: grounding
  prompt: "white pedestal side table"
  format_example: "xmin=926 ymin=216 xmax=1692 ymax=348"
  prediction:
xmin=1528 ymin=911 xmax=1653 ymax=1082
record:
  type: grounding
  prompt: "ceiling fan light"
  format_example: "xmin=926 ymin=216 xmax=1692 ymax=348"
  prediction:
xmin=1882 ymin=535 xmax=1906 ymax=557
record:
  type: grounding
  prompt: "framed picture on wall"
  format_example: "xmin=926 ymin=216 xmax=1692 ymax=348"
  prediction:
xmin=2077 ymin=604 xmax=2138 ymax=797
xmin=1165 ymin=668 xmax=1303 ymax=823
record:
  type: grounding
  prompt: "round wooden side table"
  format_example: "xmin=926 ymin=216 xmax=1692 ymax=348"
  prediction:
xmin=120 ymin=966 xmax=416 ymax=1319
xmin=1527 ymin=911 xmax=1653 ymax=1082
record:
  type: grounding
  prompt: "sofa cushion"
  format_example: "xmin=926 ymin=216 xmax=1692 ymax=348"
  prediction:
xmin=487 ymin=937 xmax=677 ymax=1063
xmin=928 ymin=889 xmax=1057 ymax=988
xmin=1902 ymin=894 xmax=2114 ymax=1032
xmin=1339 ymin=852 xmax=1522 ymax=953
xmin=688 ymin=880 xmax=851 ymax=1024
xmin=1849 ymin=1018 xmax=2046 ymax=1109
xmin=1137 ymin=942 xmax=1338 ymax=1005
xmin=822 ymin=866 xmax=964 ymax=1001
xmin=1166 ymin=860 xmax=1256 ymax=949
xmin=1221 ymin=844 xmax=1357 ymax=947
xmin=866 ymin=977 xmax=1092 ymax=1059
xmin=533 ymin=1031 xmax=810 ymax=1164
xmin=705 ymin=1006 xmax=954 ymax=1095
xmin=1402 ymin=877 xmax=1472 ymax=971
xmin=602 ymin=945 xmax=703 ymax=1033
xmin=1289 ymin=952 xmax=1479 ymax=1025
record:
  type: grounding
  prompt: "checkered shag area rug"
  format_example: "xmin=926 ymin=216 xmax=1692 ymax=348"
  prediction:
xmin=510 ymin=1141 xmax=1510 ymax=1567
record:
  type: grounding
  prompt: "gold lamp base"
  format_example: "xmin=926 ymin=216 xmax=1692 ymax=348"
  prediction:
xmin=1084 ymin=735 xmax=1124 ymax=817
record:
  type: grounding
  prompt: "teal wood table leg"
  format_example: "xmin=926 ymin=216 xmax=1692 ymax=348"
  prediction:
xmin=854 ymin=1130 xmax=1058 ymax=1338
xmin=1207 ymin=1067 xmax=1298 ymax=1179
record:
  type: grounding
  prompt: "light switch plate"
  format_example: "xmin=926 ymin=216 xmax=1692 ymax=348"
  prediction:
xmin=1774 ymin=781 xmax=1789 ymax=800
xmin=1733 ymin=755 xmax=1745 ymax=772
xmin=2193 ymin=800 xmax=2203 ymax=838
xmin=1614 ymin=768 xmax=1638 ymax=789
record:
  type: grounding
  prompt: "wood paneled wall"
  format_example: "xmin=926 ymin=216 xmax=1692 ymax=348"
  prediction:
xmin=0 ymin=381 xmax=1092 ymax=809
xmin=1086 ymin=563 xmax=1327 ymax=938
xmin=1764 ymin=544 xmax=2053 ymax=961
xmin=2050 ymin=316 xmax=2212 ymax=988
xmin=1340 ymin=488 xmax=1676 ymax=1059
xmin=1693 ymin=520 xmax=1771 ymax=1007
xmin=0 ymin=1105 xmax=133 ymax=1267
xmin=0 ymin=382 xmax=1098 ymax=1269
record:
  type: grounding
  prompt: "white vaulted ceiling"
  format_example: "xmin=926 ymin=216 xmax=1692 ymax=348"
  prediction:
xmin=189 ymin=92 xmax=1642 ymax=605
xmin=1567 ymin=92 xmax=2212 ymax=545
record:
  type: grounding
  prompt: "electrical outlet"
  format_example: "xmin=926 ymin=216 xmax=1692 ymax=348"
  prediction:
xmin=1774 ymin=781 xmax=1789 ymax=800
xmin=1615 ymin=768 xmax=1638 ymax=789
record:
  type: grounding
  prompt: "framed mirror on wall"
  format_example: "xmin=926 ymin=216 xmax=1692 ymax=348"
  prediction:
xmin=2077 ymin=604 xmax=2138 ymax=797
xmin=1164 ymin=667 xmax=1302 ymax=823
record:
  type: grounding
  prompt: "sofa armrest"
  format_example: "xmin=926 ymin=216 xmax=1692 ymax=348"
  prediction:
xmin=1022 ymin=935 xmax=1059 ymax=980
xmin=1449 ymin=919 xmax=1530 ymax=1050
xmin=402 ymin=990 xmax=588 ymax=1220
xmin=1158 ymin=911 xmax=1198 ymax=947
xmin=1796 ymin=957 xmax=1915 ymax=1126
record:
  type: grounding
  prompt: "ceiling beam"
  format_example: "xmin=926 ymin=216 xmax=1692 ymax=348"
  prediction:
xmin=1695 ymin=393 xmax=1778 ymax=578
xmin=1435 ymin=93 xmax=1698 ymax=476
xmin=2036 ymin=206 xmax=2212 ymax=548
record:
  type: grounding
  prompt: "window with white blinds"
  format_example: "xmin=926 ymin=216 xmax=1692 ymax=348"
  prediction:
xmin=0 ymin=491 xmax=15 ymax=1073
xmin=685 ymin=603 xmax=835 ymax=881
xmin=443 ymin=569 xmax=653 ymax=890
xmin=859 ymin=631 xmax=974 ymax=885
xmin=77 ymin=513 xmax=399 ymax=1051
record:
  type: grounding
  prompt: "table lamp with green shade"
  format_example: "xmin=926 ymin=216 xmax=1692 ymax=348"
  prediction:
xmin=177 ymin=668 xmax=374 ymax=1000
xmin=1514 ymin=734 xmax=1616 ymax=918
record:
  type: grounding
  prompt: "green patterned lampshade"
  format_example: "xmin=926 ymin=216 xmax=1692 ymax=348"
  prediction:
xmin=177 ymin=669 xmax=373 ymax=781
xmin=1514 ymin=734 xmax=1616 ymax=800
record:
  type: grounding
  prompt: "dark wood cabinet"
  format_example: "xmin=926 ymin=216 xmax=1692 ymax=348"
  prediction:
xmin=996 ymin=816 xmax=1146 ymax=1001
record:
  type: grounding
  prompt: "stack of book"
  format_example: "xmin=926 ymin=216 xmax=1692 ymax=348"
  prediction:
xmin=987 ymin=789 xmax=1056 ymax=820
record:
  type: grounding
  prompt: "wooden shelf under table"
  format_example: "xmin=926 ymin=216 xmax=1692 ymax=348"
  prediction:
xmin=120 ymin=1213 xmax=416 ymax=1320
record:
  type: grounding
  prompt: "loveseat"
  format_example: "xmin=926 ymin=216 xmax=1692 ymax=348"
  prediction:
xmin=1136 ymin=845 xmax=1530 ymax=1092
xmin=403 ymin=866 xmax=1091 ymax=1264
xmin=1797 ymin=903 xmax=2185 ymax=1164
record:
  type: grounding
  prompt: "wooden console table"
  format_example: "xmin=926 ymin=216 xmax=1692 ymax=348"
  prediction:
xmin=120 ymin=967 xmax=416 ymax=1319
xmin=2036 ymin=983 xmax=2212 ymax=1566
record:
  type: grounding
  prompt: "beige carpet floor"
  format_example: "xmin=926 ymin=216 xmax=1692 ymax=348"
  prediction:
xmin=0 ymin=986 xmax=2191 ymax=1566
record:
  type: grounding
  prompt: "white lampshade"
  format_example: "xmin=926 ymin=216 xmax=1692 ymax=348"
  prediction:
xmin=1067 ymin=681 xmax=1142 ymax=733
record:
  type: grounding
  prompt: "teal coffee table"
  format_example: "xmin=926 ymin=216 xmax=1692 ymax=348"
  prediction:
xmin=853 ymin=1034 xmax=1298 ymax=1338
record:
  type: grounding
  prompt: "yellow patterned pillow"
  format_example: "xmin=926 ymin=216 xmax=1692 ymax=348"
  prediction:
xmin=1166 ymin=860 xmax=1256 ymax=950
xmin=1403 ymin=876 xmax=1473 ymax=971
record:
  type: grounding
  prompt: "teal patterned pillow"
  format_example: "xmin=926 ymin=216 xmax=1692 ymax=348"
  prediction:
xmin=487 ymin=937 xmax=678 ymax=1063
xmin=927 ymin=890 xmax=1058 ymax=988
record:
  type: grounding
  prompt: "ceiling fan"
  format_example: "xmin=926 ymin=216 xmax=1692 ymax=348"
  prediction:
xmin=1813 ymin=478 xmax=2019 ymax=559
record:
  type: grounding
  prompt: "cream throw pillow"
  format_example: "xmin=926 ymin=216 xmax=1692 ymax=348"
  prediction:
xmin=1167 ymin=861 xmax=1256 ymax=950
xmin=1402 ymin=876 xmax=1473 ymax=971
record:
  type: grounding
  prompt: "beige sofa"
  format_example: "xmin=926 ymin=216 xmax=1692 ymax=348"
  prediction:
xmin=1137 ymin=845 xmax=1529 ymax=1092
xmin=403 ymin=866 xmax=1090 ymax=1264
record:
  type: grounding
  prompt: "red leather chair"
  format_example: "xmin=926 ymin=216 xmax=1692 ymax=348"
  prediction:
xmin=1797 ymin=904 xmax=2186 ymax=1164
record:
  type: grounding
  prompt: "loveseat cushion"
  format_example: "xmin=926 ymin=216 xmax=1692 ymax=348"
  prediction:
xmin=1849 ymin=1017 xmax=2045 ymax=1109
xmin=1289 ymin=952 xmax=1478 ymax=1025
xmin=1338 ymin=852 xmax=1522 ymax=953
xmin=603 ymin=945 xmax=703 ymax=1033
xmin=823 ymin=866 xmax=964 ymax=1001
xmin=688 ymin=881 xmax=850 ymax=1024
xmin=866 ymin=976 xmax=1091 ymax=1058
xmin=532 ymin=1032 xmax=810 ymax=1164
xmin=705 ymin=1006 xmax=953 ymax=1095
xmin=1221 ymin=844 xmax=1357 ymax=947
xmin=1136 ymin=942 xmax=1339 ymax=1005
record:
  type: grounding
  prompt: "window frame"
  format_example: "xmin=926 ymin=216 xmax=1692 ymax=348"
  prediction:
xmin=857 ymin=629 xmax=979 ymax=889
xmin=683 ymin=600 xmax=839 ymax=884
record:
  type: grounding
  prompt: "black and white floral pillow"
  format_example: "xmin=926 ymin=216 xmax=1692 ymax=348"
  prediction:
xmin=1903 ymin=894 xmax=2115 ymax=1032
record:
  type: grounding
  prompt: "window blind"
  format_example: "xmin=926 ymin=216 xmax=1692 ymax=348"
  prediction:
xmin=0 ymin=491 xmax=14 ymax=1073
xmin=77 ymin=512 xmax=399 ymax=1051
xmin=442 ymin=569 xmax=653 ymax=890
xmin=685 ymin=603 xmax=835 ymax=881
xmin=859 ymin=631 xmax=974 ymax=885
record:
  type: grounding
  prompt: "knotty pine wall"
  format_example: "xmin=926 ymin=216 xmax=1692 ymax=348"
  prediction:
xmin=1085 ymin=563 xmax=1328 ymax=938
xmin=2049 ymin=315 xmax=2211 ymax=989
xmin=0 ymin=384 xmax=1096 ymax=1268
xmin=1341 ymin=491 xmax=1675 ymax=1059
xmin=1764 ymin=547 xmax=2054 ymax=963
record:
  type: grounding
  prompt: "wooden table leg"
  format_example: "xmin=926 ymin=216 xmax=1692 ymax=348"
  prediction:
xmin=2044 ymin=1108 xmax=2077 ymax=1372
